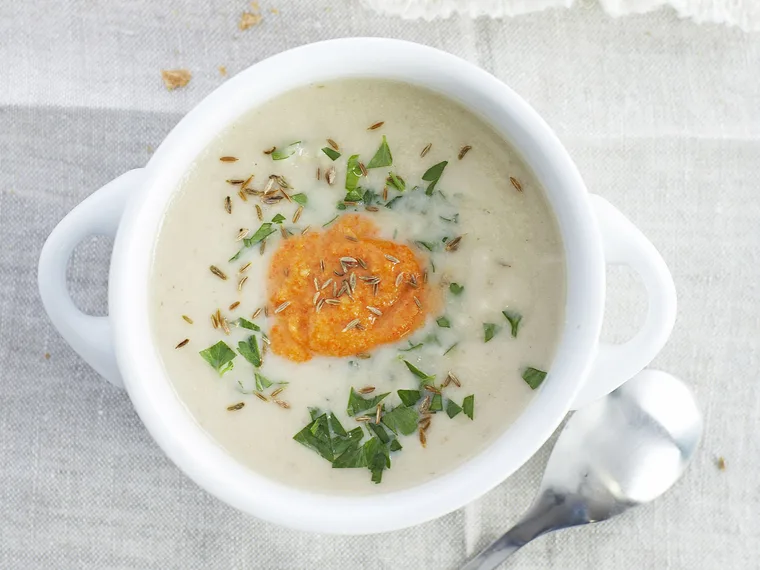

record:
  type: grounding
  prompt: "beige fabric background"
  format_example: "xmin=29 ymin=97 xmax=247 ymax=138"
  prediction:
xmin=1 ymin=1 xmax=758 ymax=568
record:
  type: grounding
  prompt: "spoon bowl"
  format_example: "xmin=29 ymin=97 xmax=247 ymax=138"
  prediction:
xmin=462 ymin=370 xmax=702 ymax=569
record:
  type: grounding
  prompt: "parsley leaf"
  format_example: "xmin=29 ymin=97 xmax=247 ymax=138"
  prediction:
xmin=363 ymin=437 xmax=390 ymax=484
xmin=463 ymin=395 xmax=475 ymax=420
xmin=387 ymin=172 xmax=405 ymax=191
xmin=367 ymin=135 xmax=392 ymax=169
xmin=416 ymin=241 xmax=436 ymax=252
xmin=446 ymin=399 xmax=462 ymax=418
xmin=422 ymin=161 xmax=448 ymax=195
xmin=397 ymin=389 xmax=421 ymax=407
xmin=385 ymin=195 xmax=404 ymax=209
xmin=254 ymin=371 xmax=272 ymax=391
xmin=344 ymin=188 xmax=365 ymax=203
xmin=294 ymin=412 xmax=361 ymax=463
xmin=271 ymin=141 xmax=301 ymax=160
xmin=402 ymin=360 xmax=435 ymax=382
xmin=236 ymin=318 xmax=260 ymax=331
xmin=346 ymin=388 xmax=390 ymax=416
xmin=229 ymin=222 xmax=277 ymax=261
xmin=292 ymin=193 xmax=308 ymax=205
xmin=381 ymin=406 xmax=418 ymax=436
xmin=449 ymin=283 xmax=464 ymax=296
xmin=502 ymin=310 xmax=522 ymax=338
xmin=367 ymin=422 xmax=390 ymax=443
xmin=399 ymin=341 xmax=424 ymax=352
xmin=430 ymin=393 xmax=443 ymax=412
xmin=522 ymin=367 xmax=547 ymax=390
xmin=345 ymin=154 xmax=363 ymax=191
xmin=237 ymin=335 xmax=261 ymax=367
xmin=483 ymin=323 xmax=499 ymax=342
xmin=443 ymin=343 xmax=458 ymax=356
xmin=271 ymin=213 xmax=286 ymax=224
xmin=390 ymin=439 xmax=403 ymax=452
xmin=199 ymin=341 xmax=236 ymax=376
xmin=322 ymin=147 xmax=341 ymax=161
xmin=436 ymin=316 xmax=451 ymax=328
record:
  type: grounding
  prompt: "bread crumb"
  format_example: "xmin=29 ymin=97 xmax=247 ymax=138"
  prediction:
xmin=239 ymin=11 xmax=262 ymax=30
xmin=717 ymin=456 xmax=726 ymax=471
xmin=219 ymin=66 xmax=227 ymax=76
xmin=44 ymin=353 xmax=50 ymax=360
xmin=161 ymin=69 xmax=192 ymax=90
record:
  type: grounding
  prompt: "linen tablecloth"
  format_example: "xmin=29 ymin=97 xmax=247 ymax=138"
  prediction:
xmin=1 ymin=1 xmax=758 ymax=568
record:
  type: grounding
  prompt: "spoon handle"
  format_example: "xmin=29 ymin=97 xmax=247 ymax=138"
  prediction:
xmin=460 ymin=490 xmax=588 ymax=570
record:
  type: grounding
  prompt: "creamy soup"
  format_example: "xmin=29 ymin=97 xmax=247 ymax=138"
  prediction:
xmin=150 ymin=79 xmax=565 ymax=494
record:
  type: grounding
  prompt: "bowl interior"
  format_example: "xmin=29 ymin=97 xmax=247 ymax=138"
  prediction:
xmin=111 ymin=38 xmax=605 ymax=534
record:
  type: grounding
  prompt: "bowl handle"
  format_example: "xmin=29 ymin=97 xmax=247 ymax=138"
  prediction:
xmin=38 ymin=169 xmax=144 ymax=388
xmin=570 ymin=195 xmax=677 ymax=410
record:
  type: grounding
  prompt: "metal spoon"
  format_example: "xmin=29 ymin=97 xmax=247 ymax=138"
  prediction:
xmin=461 ymin=370 xmax=702 ymax=570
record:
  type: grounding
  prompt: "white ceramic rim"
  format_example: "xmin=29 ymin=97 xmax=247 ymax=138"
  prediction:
xmin=110 ymin=38 xmax=605 ymax=534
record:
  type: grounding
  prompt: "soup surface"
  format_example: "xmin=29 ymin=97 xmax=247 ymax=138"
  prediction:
xmin=151 ymin=79 xmax=565 ymax=493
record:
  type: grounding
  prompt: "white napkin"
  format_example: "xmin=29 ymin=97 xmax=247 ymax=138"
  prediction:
xmin=361 ymin=0 xmax=760 ymax=31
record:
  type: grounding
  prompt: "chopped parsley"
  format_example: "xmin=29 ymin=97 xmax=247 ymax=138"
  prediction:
xmin=254 ymin=371 xmax=272 ymax=391
xmin=199 ymin=341 xmax=236 ymax=376
xmin=381 ymin=406 xmax=418 ymax=436
xmin=449 ymin=283 xmax=464 ymax=296
xmin=229 ymin=222 xmax=277 ymax=261
xmin=292 ymin=193 xmax=308 ymax=205
xmin=271 ymin=141 xmax=301 ymax=160
xmin=462 ymin=395 xmax=475 ymax=420
xmin=436 ymin=316 xmax=451 ymax=328
xmin=237 ymin=335 xmax=261 ymax=367
xmin=422 ymin=161 xmax=448 ymax=195
xmin=387 ymin=172 xmax=405 ymax=191
xmin=367 ymin=135 xmax=392 ymax=169
xmin=397 ymin=389 xmax=421 ymax=406
xmin=271 ymin=213 xmax=286 ymax=224
xmin=446 ymin=399 xmax=462 ymax=418
xmin=483 ymin=323 xmax=499 ymax=342
xmin=321 ymin=147 xmax=341 ymax=161
xmin=402 ymin=360 xmax=435 ymax=382
xmin=522 ymin=367 xmax=547 ymax=390
xmin=345 ymin=154 xmax=362 ymax=191
xmin=346 ymin=388 xmax=390 ymax=416
xmin=236 ymin=318 xmax=260 ymax=331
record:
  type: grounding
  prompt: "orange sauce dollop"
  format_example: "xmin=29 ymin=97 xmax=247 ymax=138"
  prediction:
xmin=268 ymin=214 xmax=431 ymax=361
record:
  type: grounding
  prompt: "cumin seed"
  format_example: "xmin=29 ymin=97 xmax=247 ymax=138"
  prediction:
xmin=259 ymin=239 xmax=266 ymax=255
xmin=220 ymin=156 xmax=238 ymax=162
xmin=357 ymin=258 xmax=367 ymax=269
xmin=424 ymin=384 xmax=440 ymax=395
xmin=366 ymin=305 xmax=382 ymax=316
xmin=273 ymin=399 xmax=290 ymax=409
xmin=316 ymin=167 xmax=321 ymax=181
xmin=280 ymin=226 xmax=288 ymax=239
xmin=312 ymin=291 xmax=320 ymax=305
xmin=365 ymin=205 xmax=379 ymax=212
xmin=292 ymin=205 xmax=303 ymax=224
xmin=175 ymin=338 xmax=190 ymax=349
xmin=227 ymin=402 xmax=245 ymax=411
xmin=448 ymin=371 xmax=461 ymax=387
xmin=251 ymin=307 xmax=262 ymax=319
xmin=342 ymin=318 xmax=361 ymax=332
xmin=359 ymin=162 xmax=368 ymax=177
xmin=210 ymin=265 xmax=227 ymax=280
xmin=358 ymin=385 xmax=375 ymax=393
xmin=356 ymin=353 xmax=371 ymax=360
xmin=264 ymin=306 xmax=270 ymax=317
xmin=458 ymin=145 xmax=472 ymax=160
xmin=238 ymin=190 xmax=247 ymax=202
xmin=316 ymin=299 xmax=325 ymax=312
xmin=395 ymin=272 xmax=405 ymax=287
xmin=326 ymin=167 xmax=336 ymax=185
xmin=320 ymin=259 xmax=325 ymax=272
xmin=254 ymin=392 xmax=269 ymax=402
xmin=239 ymin=262 xmax=252 ymax=274
xmin=385 ymin=254 xmax=400 ymax=264
xmin=368 ymin=121 xmax=384 ymax=130
xmin=271 ymin=387 xmax=285 ymax=398
xmin=236 ymin=228 xmax=249 ymax=242
xmin=420 ymin=143 xmax=432 ymax=158
xmin=419 ymin=394 xmax=432 ymax=413
xmin=274 ymin=301 xmax=291 ymax=314
xmin=280 ymin=188 xmax=292 ymax=203
xmin=255 ymin=205 xmax=263 ymax=221
xmin=324 ymin=299 xmax=340 ymax=306
xmin=182 ymin=315 xmax=193 ymax=324
xmin=376 ymin=403 xmax=382 ymax=424
xmin=355 ymin=416 xmax=372 ymax=423
xmin=444 ymin=236 xmax=463 ymax=252
xmin=423 ymin=271 xmax=428 ymax=283
xmin=419 ymin=417 xmax=431 ymax=431
xmin=263 ymin=146 xmax=276 ymax=155
xmin=211 ymin=313 xmax=219 ymax=329
xmin=510 ymin=176 xmax=523 ymax=192
xmin=327 ymin=138 xmax=339 ymax=150
xmin=301 ymin=226 xmax=311 ymax=235
xmin=227 ymin=179 xmax=245 ymax=185
xmin=228 ymin=301 xmax=240 ymax=311
xmin=383 ymin=186 xmax=388 ymax=201
xmin=220 ymin=317 xmax=231 ymax=335
xmin=320 ymin=278 xmax=333 ymax=290
xmin=224 ymin=196 xmax=232 ymax=214
xmin=419 ymin=428 xmax=427 ymax=447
